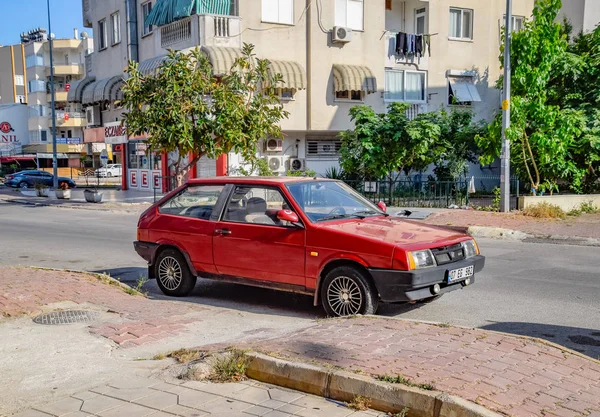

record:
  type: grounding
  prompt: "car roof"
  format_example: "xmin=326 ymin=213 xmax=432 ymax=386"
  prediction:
xmin=187 ymin=176 xmax=337 ymax=186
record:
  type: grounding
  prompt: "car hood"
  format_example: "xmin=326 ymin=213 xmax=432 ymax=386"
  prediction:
xmin=317 ymin=216 xmax=470 ymax=249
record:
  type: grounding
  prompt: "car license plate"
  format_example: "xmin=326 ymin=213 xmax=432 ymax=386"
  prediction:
xmin=447 ymin=265 xmax=474 ymax=283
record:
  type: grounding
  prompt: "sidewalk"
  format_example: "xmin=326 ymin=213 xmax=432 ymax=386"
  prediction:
xmin=14 ymin=378 xmax=380 ymax=417
xmin=423 ymin=210 xmax=600 ymax=239
xmin=0 ymin=188 xmax=156 ymax=213
xmin=249 ymin=318 xmax=600 ymax=417
xmin=2 ymin=267 xmax=600 ymax=417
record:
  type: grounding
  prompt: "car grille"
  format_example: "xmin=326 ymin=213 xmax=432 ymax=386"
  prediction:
xmin=431 ymin=243 xmax=465 ymax=266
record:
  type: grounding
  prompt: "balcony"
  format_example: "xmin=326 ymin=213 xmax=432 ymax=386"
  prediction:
xmin=48 ymin=39 xmax=81 ymax=50
xmin=85 ymin=53 xmax=93 ymax=75
xmin=48 ymin=90 xmax=69 ymax=102
xmin=82 ymin=0 xmax=92 ymax=28
xmin=160 ymin=14 xmax=241 ymax=51
xmin=385 ymin=0 xmax=430 ymax=70
xmin=56 ymin=111 xmax=86 ymax=128
xmin=46 ymin=64 xmax=84 ymax=76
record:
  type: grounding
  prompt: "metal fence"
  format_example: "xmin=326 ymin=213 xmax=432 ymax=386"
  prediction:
xmin=345 ymin=176 xmax=521 ymax=209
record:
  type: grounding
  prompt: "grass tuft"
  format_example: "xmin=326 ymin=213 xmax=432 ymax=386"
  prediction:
xmin=523 ymin=202 xmax=566 ymax=219
xmin=153 ymin=348 xmax=204 ymax=364
xmin=347 ymin=395 xmax=372 ymax=411
xmin=377 ymin=374 xmax=435 ymax=391
xmin=207 ymin=349 xmax=250 ymax=383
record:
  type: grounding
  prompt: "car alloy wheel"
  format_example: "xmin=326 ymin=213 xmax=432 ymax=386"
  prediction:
xmin=19 ymin=182 xmax=28 ymax=189
xmin=158 ymin=256 xmax=183 ymax=291
xmin=326 ymin=276 xmax=363 ymax=316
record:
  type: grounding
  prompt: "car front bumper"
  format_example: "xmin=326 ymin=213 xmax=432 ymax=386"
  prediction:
xmin=369 ymin=255 xmax=485 ymax=302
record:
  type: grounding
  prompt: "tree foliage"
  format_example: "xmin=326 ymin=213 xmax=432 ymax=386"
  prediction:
xmin=339 ymin=103 xmax=483 ymax=181
xmin=120 ymin=43 xmax=289 ymax=184
xmin=476 ymin=0 xmax=600 ymax=194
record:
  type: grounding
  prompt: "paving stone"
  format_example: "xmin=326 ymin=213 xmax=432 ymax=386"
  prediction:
xmin=262 ymin=411 xmax=295 ymax=417
xmin=258 ymin=399 xmax=287 ymax=410
xmin=108 ymin=378 xmax=159 ymax=390
xmin=162 ymin=404 xmax=208 ymax=417
xmin=200 ymin=397 xmax=253 ymax=413
xmin=99 ymin=386 xmax=157 ymax=402
xmin=267 ymin=388 xmax=305 ymax=404
xmin=36 ymin=397 xmax=83 ymax=416
xmin=177 ymin=390 xmax=220 ymax=409
xmin=80 ymin=395 xmax=128 ymax=415
xmin=244 ymin=405 xmax=276 ymax=416
xmin=276 ymin=403 xmax=306 ymax=415
xmin=132 ymin=390 xmax=180 ymax=410
xmin=12 ymin=411 xmax=53 ymax=417
xmin=234 ymin=386 xmax=272 ymax=405
xmin=97 ymin=402 xmax=157 ymax=417
xmin=186 ymin=382 xmax=249 ymax=397
xmin=70 ymin=391 xmax=99 ymax=401
xmin=62 ymin=412 xmax=94 ymax=416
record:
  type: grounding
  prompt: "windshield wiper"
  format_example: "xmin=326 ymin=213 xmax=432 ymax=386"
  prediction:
xmin=317 ymin=214 xmax=356 ymax=222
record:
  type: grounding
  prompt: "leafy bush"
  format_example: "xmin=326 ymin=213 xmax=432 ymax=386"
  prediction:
xmin=523 ymin=202 xmax=566 ymax=219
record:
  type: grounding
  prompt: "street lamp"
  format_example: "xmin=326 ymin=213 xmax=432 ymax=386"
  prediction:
xmin=47 ymin=0 xmax=58 ymax=189
xmin=500 ymin=0 xmax=512 ymax=212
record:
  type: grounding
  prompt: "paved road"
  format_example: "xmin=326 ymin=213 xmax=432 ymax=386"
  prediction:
xmin=1 ymin=201 xmax=599 ymax=358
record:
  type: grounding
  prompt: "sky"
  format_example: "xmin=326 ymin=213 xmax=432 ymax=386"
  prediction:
xmin=0 ymin=0 xmax=91 ymax=46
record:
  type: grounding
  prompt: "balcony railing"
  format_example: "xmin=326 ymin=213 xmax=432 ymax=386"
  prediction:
xmin=160 ymin=14 xmax=241 ymax=50
xmin=85 ymin=53 xmax=93 ymax=75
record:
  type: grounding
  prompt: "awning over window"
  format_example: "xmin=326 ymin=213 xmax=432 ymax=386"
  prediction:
xmin=82 ymin=75 xmax=125 ymax=105
xmin=138 ymin=55 xmax=169 ymax=76
xmin=145 ymin=0 xmax=233 ymax=27
xmin=267 ymin=60 xmax=307 ymax=91
xmin=201 ymin=46 xmax=243 ymax=76
xmin=67 ymin=77 xmax=95 ymax=103
xmin=448 ymin=76 xmax=481 ymax=102
xmin=333 ymin=64 xmax=377 ymax=93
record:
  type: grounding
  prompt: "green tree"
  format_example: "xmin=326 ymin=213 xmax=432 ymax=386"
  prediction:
xmin=120 ymin=44 xmax=289 ymax=185
xmin=339 ymin=103 xmax=441 ymax=181
xmin=476 ymin=0 xmax=597 ymax=194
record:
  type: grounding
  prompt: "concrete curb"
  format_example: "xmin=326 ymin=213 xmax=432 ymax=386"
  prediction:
xmin=245 ymin=352 xmax=502 ymax=417
xmin=0 ymin=197 xmax=150 ymax=212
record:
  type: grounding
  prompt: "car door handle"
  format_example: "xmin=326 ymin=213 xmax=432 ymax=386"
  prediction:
xmin=215 ymin=228 xmax=232 ymax=236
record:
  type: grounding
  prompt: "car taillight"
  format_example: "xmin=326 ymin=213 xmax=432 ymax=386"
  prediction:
xmin=7 ymin=175 xmax=14 ymax=180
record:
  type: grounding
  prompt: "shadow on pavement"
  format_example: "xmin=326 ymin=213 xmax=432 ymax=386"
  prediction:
xmin=481 ymin=321 xmax=600 ymax=359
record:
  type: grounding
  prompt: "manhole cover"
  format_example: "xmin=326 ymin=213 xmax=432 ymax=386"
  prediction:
xmin=33 ymin=310 xmax=100 ymax=325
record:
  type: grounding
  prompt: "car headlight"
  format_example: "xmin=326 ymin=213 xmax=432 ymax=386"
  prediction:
xmin=462 ymin=239 xmax=480 ymax=258
xmin=408 ymin=249 xmax=436 ymax=270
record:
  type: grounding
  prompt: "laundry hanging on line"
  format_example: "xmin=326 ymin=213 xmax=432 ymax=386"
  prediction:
xmin=394 ymin=32 xmax=429 ymax=59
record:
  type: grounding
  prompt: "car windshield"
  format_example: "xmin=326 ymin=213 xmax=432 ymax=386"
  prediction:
xmin=286 ymin=181 xmax=384 ymax=222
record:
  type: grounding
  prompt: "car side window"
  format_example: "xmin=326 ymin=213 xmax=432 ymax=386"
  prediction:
xmin=159 ymin=185 xmax=224 ymax=220
xmin=223 ymin=186 xmax=293 ymax=227
xmin=41 ymin=172 xmax=53 ymax=177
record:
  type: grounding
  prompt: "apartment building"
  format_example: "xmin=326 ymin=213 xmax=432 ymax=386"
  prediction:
xmin=74 ymin=0 xmax=535 ymax=191
xmin=0 ymin=44 xmax=27 ymax=105
xmin=558 ymin=0 xmax=600 ymax=35
xmin=19 ymin=28 xmax=94 ymax=168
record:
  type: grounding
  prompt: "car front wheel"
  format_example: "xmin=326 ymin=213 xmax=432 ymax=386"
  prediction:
xmin=321 ymin=266 xmax=379 ymax=317
xmin=19 ymin=181 xmax=28 ymax=189
xmin=155 ymin=249 xmax=197 ymax=297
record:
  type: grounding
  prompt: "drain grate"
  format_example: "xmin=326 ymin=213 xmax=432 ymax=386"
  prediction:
xmin=33 ymin=310 xmax=100 ymax=325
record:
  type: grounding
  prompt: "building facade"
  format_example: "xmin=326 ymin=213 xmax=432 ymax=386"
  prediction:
xmin=558 ymin=0 xmax=600 ymax=35
xmin=0 ymin=44 xmax=27 ymax=106
xmin=75 ymin=0 xmax=535 ymax=191
xmin=20 ymin=28 xmax=94 ymax=169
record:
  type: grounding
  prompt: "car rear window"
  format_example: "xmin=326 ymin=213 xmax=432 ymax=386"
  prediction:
xmin=159 ymin=185 xmax=224 ymax=220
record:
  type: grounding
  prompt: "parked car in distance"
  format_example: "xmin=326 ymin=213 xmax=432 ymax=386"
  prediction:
xmin=95 ymin=164 xmax=122 ymax=178
xmin=3 ymin=170 xmax=76 ymax=189
xmin=134 ymin=177 xmax=485 ymax=317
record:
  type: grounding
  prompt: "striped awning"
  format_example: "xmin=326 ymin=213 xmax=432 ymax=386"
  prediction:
xmin=146 ymin=0 xmax=233 ymax=27
xmin=82 ymin=75 xmax=125 ymax=105
xmin=138 ymin=55 xmax=169 ymax=76
xmin=267 ymin=60 xmax=307 ymax=91
xmin=333 ymin=64 xmax=377 ymax=94
xmin=67 ymin=77 xmax=95 ymax=103
xmin=201 ymin=46 xmax=243 ymax=76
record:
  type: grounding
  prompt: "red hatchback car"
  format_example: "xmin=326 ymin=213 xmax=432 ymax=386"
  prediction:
xmin=135 ymin=177 xmax=485 ymax=317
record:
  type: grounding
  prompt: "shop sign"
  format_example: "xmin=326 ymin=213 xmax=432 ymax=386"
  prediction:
xmin=104 ymin=121 xmax=127 ymax=144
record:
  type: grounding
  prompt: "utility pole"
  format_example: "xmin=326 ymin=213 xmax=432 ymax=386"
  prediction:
xmin=500 ymin=0 xmax=512 ymax=212
xmin=47 ymin=0 xmax=58 ymax=189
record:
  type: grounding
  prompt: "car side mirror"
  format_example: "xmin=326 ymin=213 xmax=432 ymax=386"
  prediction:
xmin=377 ymin=201 xmax=387 ymax=213
xmin=277 ymin=210 xmax=303 ymax=228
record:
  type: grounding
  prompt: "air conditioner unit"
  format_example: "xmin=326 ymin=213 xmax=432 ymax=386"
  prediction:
xmin=264 ymin=138 xmax=283 ymax=152
xmin=85 ymin=106 xmax=101 ymax=127
xmin=288 ymin=158 xmax=306 ymax=172
xmin=332 ymin=26 xmax=352 ymax=43
xmin=265 ymin=156 xmax=287 ymax=173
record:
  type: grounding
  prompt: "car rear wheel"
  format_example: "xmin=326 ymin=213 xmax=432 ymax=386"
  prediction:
xmin=155 ymin=249 xmax=196 ymax=297
xmin=19 ymin=181 xmax=28 ymax=189
xmin=321 ymin=266 xmax=379 ymax=317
